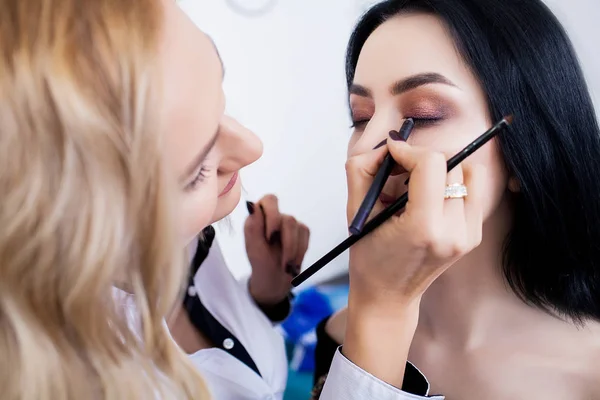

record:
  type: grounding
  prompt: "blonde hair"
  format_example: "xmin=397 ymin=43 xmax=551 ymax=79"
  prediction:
xmin=0 ymin=0 xmax=208 ymax=398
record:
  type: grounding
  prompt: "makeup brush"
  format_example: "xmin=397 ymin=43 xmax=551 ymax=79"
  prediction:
xmin=349 ymin=119 xmax=415 ymax=235
xmin=292 ymin=115 xmax=513 ymax=287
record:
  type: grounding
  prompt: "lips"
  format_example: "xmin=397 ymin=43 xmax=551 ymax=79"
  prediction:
xmin=218 ymin=171 xmax=238 ymax=197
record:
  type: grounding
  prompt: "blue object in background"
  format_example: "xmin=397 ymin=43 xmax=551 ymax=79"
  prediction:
xmin=281 ymin=284 xmax=349 ymax=399
xmin=282 ymin=285 xmax=349 ymax=372
xmin=282 ymin=288 xmax=332 ymax=343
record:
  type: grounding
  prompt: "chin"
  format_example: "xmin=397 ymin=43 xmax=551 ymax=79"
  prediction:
xmin=211 ymin=181 xmax=242 ymax=223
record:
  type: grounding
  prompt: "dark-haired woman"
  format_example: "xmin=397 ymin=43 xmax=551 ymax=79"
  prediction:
xmin=314 ymin=0 xmax=600 ymax=398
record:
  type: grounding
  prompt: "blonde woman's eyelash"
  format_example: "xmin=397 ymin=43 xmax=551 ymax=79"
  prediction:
xmin=186 ymin=166 xmax=210 ymax=191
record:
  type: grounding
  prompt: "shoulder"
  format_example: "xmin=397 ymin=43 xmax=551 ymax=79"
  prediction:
xmin=579 ymin=332 xmax=600 ymax=398
xmin=557 ymin=321 xmax=600 ymax=399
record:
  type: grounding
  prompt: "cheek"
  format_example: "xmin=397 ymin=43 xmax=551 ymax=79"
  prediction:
xmin=465 ymin=142 xmax=508 ymax=220
xmin=474 ymin=141 xmax=509 ymax=220
xmin=179 ymin=181 xmax=219 ymax=244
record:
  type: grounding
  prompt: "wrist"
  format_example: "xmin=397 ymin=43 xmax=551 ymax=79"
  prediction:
xmin=248 ymin=276 xmax=289 ymax=306
xmin=346 ymin=293 xmax=420 ymax=342
xmin=343 ymin=294 xmax=421 ymax=388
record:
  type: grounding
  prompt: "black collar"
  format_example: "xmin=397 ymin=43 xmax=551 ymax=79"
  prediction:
xmin=183 ymin=226 xmax=262 ymax=377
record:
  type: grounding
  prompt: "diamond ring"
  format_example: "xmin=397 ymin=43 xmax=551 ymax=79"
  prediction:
xmin=444 ymin=183 xmax=468 ymax=199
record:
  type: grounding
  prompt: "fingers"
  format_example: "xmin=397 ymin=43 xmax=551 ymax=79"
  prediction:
xmin=346 ymin=147 xmax=389 ymax=222
xmin=387 ymin=142 xmax=447 ymax=224
xmin=280 ymin=215 xmax=299 ymax=268
xmin=245 ymin=194 xmax=310 ymax=274
xmin=344 ymin=135 xmax=488 ymax=306
xmin=428 ymin=165 xmax=466 ymax=258
xmin=244 ymin=201 xmax=265 ymax=237
xmin=442 ymin=164 xmax=466 ymax=230
xmin=462 ymin=163 xmax=486 ymax=247
xmin=257 ymin=194 xmax=282 ymax=241
xmin=294 ymin=223 xmax=310 ymax=267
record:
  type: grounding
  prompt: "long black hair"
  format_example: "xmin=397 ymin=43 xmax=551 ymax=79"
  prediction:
xmin=346 ymin=0 xmax=600 ymax=322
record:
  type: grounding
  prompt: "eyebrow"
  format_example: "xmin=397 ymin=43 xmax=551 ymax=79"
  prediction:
xmin=349 ymin=72 xmax=458 ymax=98
xmin=180 ymin=130 xmax=219 ymax=183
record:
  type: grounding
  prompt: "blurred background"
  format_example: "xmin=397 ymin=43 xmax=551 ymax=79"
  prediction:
xmin=179 ymin=0 xmax=599 ymax=398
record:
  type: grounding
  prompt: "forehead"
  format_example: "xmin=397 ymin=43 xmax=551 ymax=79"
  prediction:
xmin=353 ymin=13 xmax=472 ymax=90
xmin=159 ymin=0 xmax=223 ymax=176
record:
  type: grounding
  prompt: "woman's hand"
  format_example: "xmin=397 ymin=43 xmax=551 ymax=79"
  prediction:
xmin=245 ymin=194 xmax=310 ymax=306
xmin=346 ymin=139 xmax=485 ymax=305
xmin=343 ymin=138 xmax=485 ymax=386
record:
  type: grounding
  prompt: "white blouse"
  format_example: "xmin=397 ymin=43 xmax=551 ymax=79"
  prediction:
xmin=186 ymin=239 xmax=444 ymax=400
xmin=115 ymin=239 xmax=444 ymax=399
xmin=186 ymin=238 xmax=288 ymax=400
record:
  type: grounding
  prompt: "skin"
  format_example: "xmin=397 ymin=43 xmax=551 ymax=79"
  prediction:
xmin=330 ymin=13 xmax=600 ymax=399
xmin=158 ymin=1 xmax=309 ymax=354
xmin=160 ymin=0 xmax=261 ymax=238
xmin=152 ymin=3 xmax=600 ymax=397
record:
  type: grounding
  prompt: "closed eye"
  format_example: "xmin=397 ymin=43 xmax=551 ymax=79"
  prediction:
xmin=350 ymin=118 xmax=370 ymax=129
xmin=409 ymin=116 xmax=444 ymax=128
xmin=351 ymin=116 xmax=442 ymax=131
xmin=185 ymin=165 xmax=211 ymax=192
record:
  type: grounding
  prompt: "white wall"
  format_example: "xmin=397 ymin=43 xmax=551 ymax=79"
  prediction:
xmin=179 ymin=0 xmax=599 ymax=285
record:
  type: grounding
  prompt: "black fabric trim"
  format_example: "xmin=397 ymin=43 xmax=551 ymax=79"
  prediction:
xmin=402 ymin=361 xmax=429 ymax=395
xmin=190 ymin=226 xmax=216 ymax=276
xmin=255 ymin=293 xmax=293 ymax=323
xmin=183 ymin=289 xmax=262 ymax=377
xmin=182 ymin=225 xmax=262 ymax=377
xmin=313 ymin=315 xmax=339 ymax=386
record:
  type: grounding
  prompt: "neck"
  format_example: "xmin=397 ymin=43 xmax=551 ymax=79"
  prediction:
xmin=167 ymin=305 xmax=213 ymax=354
xmin=418 ymin=197 xmax=533 ymax=348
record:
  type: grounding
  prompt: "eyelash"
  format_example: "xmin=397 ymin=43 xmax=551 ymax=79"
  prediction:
xmin=350 ymin=116 xmax=443 ymax=130
xmin=186 ymin=166 xmax=211 ymax=191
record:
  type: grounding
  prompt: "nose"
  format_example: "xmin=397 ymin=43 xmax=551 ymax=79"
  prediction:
xmin=216 ymin=115 xmax=263 ymax=172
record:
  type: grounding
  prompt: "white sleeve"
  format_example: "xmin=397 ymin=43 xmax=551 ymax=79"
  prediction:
xmin=319 ymin=349 xmax=444 ymax=400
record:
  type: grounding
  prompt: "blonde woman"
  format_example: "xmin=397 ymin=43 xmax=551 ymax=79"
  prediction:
xmin=0 ymin=0 xmax=488 ymax=399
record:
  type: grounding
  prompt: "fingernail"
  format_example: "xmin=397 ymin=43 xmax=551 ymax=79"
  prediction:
xmin=246 ymin=201 xmax=255 ymax=215
xmin=389 ymin=130 xmax=404 ymax=141
xmin=373 ymin=138 xmax=387 ymax=150
xmin=269 ymin=231 xmax=281 ymax=245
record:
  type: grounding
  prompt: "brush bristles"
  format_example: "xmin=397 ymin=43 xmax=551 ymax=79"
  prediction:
xmin=504 ymin=114 xmax=514 ymax=125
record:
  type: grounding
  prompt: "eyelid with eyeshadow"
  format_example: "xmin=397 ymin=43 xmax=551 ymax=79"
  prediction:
xmin=350 ymin=93 xmax=454 ymax=130
xmin=404 ymin=109 xmax=449 ymax=128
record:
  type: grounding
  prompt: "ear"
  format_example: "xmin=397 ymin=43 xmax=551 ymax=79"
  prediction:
xmin=508 ymin=176 xmax=520 ymax=193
